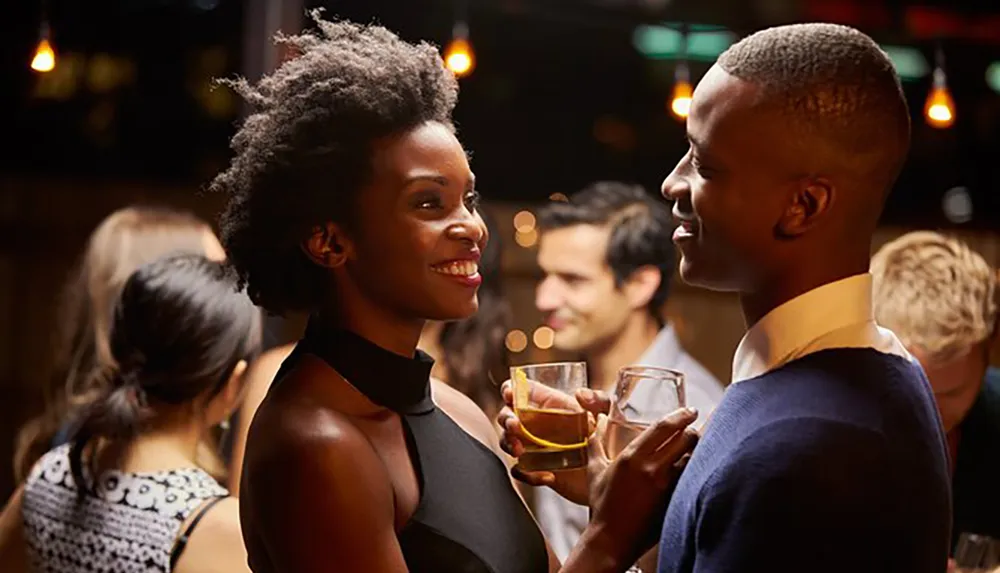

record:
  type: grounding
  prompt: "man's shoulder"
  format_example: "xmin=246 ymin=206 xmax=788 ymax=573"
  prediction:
xmin=696 ymin=417 xmax=891 ymax=512
xmin=724 ymin=416 xmax=886 ymax=469
xmin=780 ymin=347 xmax=922 ymax=382
xmin=756 ymin=347 xmax=934 ymax=416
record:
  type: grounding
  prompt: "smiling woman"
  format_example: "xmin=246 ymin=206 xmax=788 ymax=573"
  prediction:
xmin=209 ymin=12 xmax=553 ymax=573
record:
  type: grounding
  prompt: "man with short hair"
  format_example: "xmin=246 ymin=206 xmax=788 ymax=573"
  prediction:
xmin=871 ymin=231 xmax=999 ymax=553
xmin=502 ymin=22 xmax=951 ymax=573
xmin=532 ymin=181 xmax=724 ymax=562
xmin=654 ymin=23 xmax=951 ymax=572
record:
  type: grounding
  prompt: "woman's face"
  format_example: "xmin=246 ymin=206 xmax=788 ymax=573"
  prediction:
xmin=343 ymin=121 xmax=488 ymax=322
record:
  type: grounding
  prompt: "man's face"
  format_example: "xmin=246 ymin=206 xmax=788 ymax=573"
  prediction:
xmin=535 ymin=225 xmax=632 ymax=353
xmin=915 ymin=340 xmax=991 ymax=433
xmin=661 ymin=65 xmax=800 ymax=292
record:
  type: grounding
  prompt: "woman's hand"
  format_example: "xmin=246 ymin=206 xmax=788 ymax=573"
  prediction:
xmin=496 ymin=380 xmax=612 ymax=505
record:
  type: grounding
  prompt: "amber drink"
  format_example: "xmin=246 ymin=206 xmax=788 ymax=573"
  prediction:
xmin=512 ymin=362 xmax=589 ymax=472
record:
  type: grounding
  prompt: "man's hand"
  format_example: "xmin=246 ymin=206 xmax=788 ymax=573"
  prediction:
xmin=570 ymin=408 xmax=699 ymax=570
xmin=496 ymin=379 xmax=612 ymax=505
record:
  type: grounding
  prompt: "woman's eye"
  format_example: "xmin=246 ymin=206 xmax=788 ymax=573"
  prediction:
xmin=416 ymin=195 xmax=443 ymax=210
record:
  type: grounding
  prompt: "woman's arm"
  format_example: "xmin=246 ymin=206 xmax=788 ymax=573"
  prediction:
xmin=243 ymin=412 xmax=409 ymax=572
xmin=0 ymin=486 xmax=29 ymax=573
xmin=228 ymin=345 xmax=293 ymax=494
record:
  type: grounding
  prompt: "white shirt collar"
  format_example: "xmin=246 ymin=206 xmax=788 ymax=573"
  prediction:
xmin=731 ymin=273 xmax=909 ymax=383
xmin=637 ymin=325 xmax=682 ymax=367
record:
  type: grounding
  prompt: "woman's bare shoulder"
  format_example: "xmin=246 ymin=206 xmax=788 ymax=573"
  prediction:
xmin=243 ymin=358 xmax=386 ymax=488
xmin=238 ymin=368 xmax=398 ymax=569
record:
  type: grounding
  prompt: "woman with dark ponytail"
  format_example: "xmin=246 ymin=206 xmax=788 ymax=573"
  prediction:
xmin=13 ymin=205 xmax=228 ymax=482
xmin=6 ymin=254 xmax=261 ymax=573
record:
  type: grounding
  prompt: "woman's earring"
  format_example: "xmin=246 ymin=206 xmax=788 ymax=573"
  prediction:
xmin=218 ymin=419 xmax=230 ymax=432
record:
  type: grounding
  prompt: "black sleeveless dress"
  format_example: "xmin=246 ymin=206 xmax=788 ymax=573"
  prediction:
xmin=287 ymin=319 xmax=550 ymax=573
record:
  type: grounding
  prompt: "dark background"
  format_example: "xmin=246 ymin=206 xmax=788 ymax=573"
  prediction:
xmin=2 ymin=0 xmax=999 ymax=227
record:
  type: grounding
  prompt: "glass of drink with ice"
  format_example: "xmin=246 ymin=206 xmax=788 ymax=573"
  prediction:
xmin=511 ymin=362 xmax=590 ymax=472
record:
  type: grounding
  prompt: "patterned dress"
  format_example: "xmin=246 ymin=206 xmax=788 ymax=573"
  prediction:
xmin=21 ymin=444 xmax=228 ymax=573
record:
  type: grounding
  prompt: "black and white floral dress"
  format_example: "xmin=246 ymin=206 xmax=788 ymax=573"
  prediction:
xmin=21 ymin=444 xmax=228 ymax=573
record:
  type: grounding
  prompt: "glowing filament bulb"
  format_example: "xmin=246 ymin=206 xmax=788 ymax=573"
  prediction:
xmin=445 ymin=36 xmax=474 ymax=77
xmin=924 ymin=68 xmax=955 ymax=129
xmin=670 ymin=80 xmax=693 ymax=119
xmin=669 ymin=61 xmax=692 ymax=120
xmin=31 ymin=38 xmax=55 ymax=73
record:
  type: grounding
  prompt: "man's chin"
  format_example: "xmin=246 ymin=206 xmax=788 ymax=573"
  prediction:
xmin=552 ymin=331 xmax=586 ymax=353
xmin=678 ymin=258 xmax=739 ymax=292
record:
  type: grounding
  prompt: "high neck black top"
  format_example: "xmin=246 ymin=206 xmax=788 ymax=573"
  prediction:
xmin=291 ymin=318 xmax=549 ymax=573
xmin=299 ymin=319 xmax=436 ymax=414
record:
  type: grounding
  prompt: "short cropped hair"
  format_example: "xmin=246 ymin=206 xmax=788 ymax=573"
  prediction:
xmin=211 ymin=12 xmax=459 ymax=315
xmin=718 ymin=23 xmax=911 ymax=198
xmin=538 ymin=182 xmax=675 ymax=323
xmin=872 ymin=231 xmax=998 ymax=364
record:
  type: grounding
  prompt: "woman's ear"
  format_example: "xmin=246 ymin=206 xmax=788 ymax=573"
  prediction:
xmin=205 ymin=360 xmax=249 ymax=429
xmin=302 ymin=222 xmax=352 ymax=268
xmin=223 ymin=360 xmax=249 ymax=414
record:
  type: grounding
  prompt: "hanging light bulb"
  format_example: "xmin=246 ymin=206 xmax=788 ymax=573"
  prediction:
xmin=670 ymin=61 xmax=692 ymax=120
xmin=924 ymin=69 xmax=955 ymax=129
xmin=31 ymin=22 xmax=55 ymax=73
xmin=668 ymin=25 xmax=691 ymax=120
xmin=444 ymin=22 xmax=475 ymax=78
xmin=924 ymin=47 xmax=955 ymax=129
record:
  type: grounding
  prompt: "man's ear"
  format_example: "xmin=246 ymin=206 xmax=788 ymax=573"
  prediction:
xmin=622 ymin=266 xmax=662 ymax=311
xmin=776 ymin=177 xmax=834 ymax=238
xmin=301 ymin=222 xmax=352 ymax=268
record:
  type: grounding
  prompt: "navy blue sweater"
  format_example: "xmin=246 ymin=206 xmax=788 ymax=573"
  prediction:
xmin=658 ymin=348 xmax=951 ymax=573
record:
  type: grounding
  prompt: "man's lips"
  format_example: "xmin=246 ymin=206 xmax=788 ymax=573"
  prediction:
xmin=673 ymin=218 xmax=698 ymax=241
xmin=545 ymin=315 xmax=569 ymax=329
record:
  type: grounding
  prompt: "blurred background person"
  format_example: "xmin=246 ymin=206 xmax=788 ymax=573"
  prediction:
xmin=531 ymin=181 xmax=724 ymax=564
xmin=14 ymin=205 xmax=227 ymax=483
xmin=872 ymin=231 xmax=1000 ymax=553
xmin=1 ymin=254 xmax=261 ymax=573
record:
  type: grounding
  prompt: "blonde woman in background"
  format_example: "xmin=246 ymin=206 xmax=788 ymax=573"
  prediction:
xmin=14 ymin=205 xmax=227 ymax=482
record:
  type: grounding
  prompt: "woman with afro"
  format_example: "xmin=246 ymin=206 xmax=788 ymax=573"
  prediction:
xmin=213 ymin=12 xmax=688 ymax=573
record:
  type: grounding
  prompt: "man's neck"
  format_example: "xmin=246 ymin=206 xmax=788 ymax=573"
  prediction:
xmin=587 ymin=315 xmax=661 ymax=392
xmin=740 ymin=257 xmax=870 ymax=328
